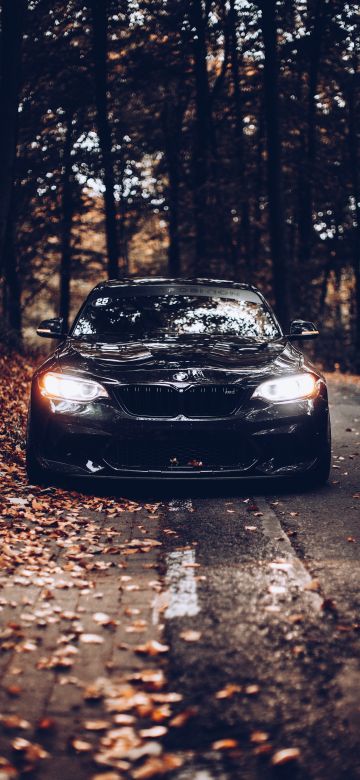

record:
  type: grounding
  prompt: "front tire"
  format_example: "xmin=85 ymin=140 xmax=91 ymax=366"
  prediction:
xmin=302 ymin=417 xmax=331 ymax=489
xmin=26 ymin=415 xmax=49 ymax=485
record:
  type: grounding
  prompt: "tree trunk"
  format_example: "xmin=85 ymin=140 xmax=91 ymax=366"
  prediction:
xmin=162 ymin=105 xmax=181 ymax=277
xmin=88 ymin=0 xmax=119 ymax=279
xmin=3 ymin=209 xmax=21 ymax=337
xmin=189 ymin=0 xmax=211 ymax=273
xmin=228 ymin=0 xmax=250 ymax=278
xmin=59 ymin=112 xmax=74 ymax=333
xmin=117 ymin=145 xmax=129 ymax=274
xmin=348 ymin=71 xmax=360 ymax=371
xmin=297 ymin=2 xmax=327 ymax=292
xmin=258 ymin=0 xmax=289 ymax=326
xmin=0 ymin=0 xmax=25 ymax=337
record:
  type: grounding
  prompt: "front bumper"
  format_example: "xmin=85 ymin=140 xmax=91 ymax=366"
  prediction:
xmin=28 ymin=382 xmax=329 ymax=480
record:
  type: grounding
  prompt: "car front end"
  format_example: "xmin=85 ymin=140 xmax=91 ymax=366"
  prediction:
xmin=27 ymin=279 xmax=330 ymax=485
xmin=28 ymin=353 xmax=329 ymax=482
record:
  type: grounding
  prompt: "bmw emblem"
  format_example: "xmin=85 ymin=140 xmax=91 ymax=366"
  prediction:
xmin=173 ymin=371 xmax=189 ymax=381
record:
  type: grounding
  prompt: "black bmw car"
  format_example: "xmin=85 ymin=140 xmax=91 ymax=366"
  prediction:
xmin=27 ymin=278 xmax=331 ymax=487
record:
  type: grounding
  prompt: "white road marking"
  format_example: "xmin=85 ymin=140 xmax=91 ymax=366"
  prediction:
xmin=254 ymin=497 xmax=322 ymax=610
xmin=152 ymin=548 xmax=200 ymax=624
xmin=164 ymin=549 xmax=200 ymax=619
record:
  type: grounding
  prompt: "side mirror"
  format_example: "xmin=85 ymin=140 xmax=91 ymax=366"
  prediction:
xmin=36 ymin=317 xmax=66 ymax=339
xmin=286 ymin=320 xmax=319 ymax=341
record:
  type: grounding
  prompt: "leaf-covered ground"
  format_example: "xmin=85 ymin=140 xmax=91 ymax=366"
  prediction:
xmin=0 ymin=353 xmax=189 ymax=778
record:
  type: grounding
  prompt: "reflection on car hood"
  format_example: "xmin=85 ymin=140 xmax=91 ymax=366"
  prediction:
xmin=55 ymin=336 xmax=303 ymax=381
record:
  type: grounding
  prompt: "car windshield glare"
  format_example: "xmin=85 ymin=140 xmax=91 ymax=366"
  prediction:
xmin=71 ymin=293 xmax=280 ymax=342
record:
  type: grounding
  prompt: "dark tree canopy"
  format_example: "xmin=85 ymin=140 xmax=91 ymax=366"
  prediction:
xmin=0 ymin=0 xmax=359 ymax=369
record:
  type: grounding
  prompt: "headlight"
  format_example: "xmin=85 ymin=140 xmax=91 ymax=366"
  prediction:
xmin=39 ymin=372 xmax=108 ymax=402
xmin=252 ymin=373 xmax=317 ymax=402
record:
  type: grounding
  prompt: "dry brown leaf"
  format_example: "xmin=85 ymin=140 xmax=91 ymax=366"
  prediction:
xmin=271 ymin=747 xmax=300 ymax=766
xmin=113 ymin=714 xmax=136 ymax=726
xmin=135 ymin=640 xmax=169 ymax=656
xmin=0 ymin=757 xmax=19 ymax=780
xmin=304 ymin=579 xmax=320 ymax=592
xmin=212 ymin=738 xmax=238 ymax=750
xmin=84 ymin=720 xmax=110 ymax=731
xmin=132 ymin=754 xmax=183 ymax=779
xmin=244 ymin=684 xmax=260 ymax=695
xmin=139 ymin=726 xmax=168 ymax=738
xmin=36 ymin=717 xmax=56 ymax=733
xmin=169 ymin=708 xmax=197 ymax=728
xmin=250 ymin=730 xmax=270 ymax=744
xmin=0 ymin=715 xmax=30 ymax=730
xmin=83 ymin=681 xmax=105 ymax=701
xmin=5 ymin=684 xmax=22 ymax=697
xmin=93 ymin=612 xmax=116 ymax=626
xmin=179 ymin=630 xmax=201 ymax=642
xmin=215 ymin=683 xmax=241 ymax=699
xmin=253 ymin=743 xmax=273 ymax=756
xmin=289 ymin=614 xmax=304 ymax=624
xmin=11 ymin=738 xmax=49 ymax=763
xmin=70 ymin=738 xmax=93 ymax=752
xmin=80 ymin=633 xmax=105 ymax=644
xmin=131 ymin=669 xmax=166 ymax=691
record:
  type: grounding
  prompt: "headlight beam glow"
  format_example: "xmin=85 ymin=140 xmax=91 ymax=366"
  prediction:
xmin=252 ymin=373 xmax=317 ymax=402
xmin=39 ymin=372 xmax=108 ymax=402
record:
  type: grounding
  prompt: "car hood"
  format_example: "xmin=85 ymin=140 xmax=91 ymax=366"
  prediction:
xmin=53 ymin=336 xmax=303 ymax=382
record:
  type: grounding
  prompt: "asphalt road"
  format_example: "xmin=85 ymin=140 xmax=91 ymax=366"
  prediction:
xmin=0 ymin=377 xmax=359 ymax=780
xmin=153 ymin=378 xmax=360 ymax=780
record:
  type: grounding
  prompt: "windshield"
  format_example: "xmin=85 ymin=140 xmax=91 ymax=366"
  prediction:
xmin=71 ymin=293 xmax=280 ymax=342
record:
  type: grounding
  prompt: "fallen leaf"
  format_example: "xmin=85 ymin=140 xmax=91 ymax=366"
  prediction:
xmin=289 ymin=614 xmax=304 ymax=624
xmin=304 ymin=579 xmax=320 ymax=592
xmin=70 ymin=738 xmax=93 ymax=752
xmin=36 ymin=718 xmax=56 ymax=734
xmin=244 ymin=684 xmax=260 ymax=695
xmin=179 ymin=630 xmax=201 ymax=642
xmin=0 ymin=715 xmax=30 ymax=730
xmin=253 ymin=743 xmax=273 ymax=756
xmin=11 ymin=738 xmax=49 ymax=764
xmin=139 ymin=726 xmax=167 ymax=738
xmin=93 ymin=612 xmax=116 ymax=626
xmin=271 ymin=747 xmax=300 ymax=766
xmin=80 ymin=633 xmax=105 ymax=644
xmin=215 ymin=683 xmax=241 ymax=699
xmin=131 ymin=669 xmax=167 ymax=691
xmin=132 ymin=754 xmax=183 ymax=779
xmin=84 ymin=720 xmax=110 ymax=731
xmin=5 ymin=685 xmax=22 ymax=697
xmin=212 ymin=738 xmax=238 ymax=750
xmin=0 ymin=758 xmax=19 ymax=779
xmin=250 ymin=730 xmax=270 ymax=744
xmin=169 ymin=708 xmax=197 ymax=728
xmin=135 ymin=640 xmax=169 ymax=656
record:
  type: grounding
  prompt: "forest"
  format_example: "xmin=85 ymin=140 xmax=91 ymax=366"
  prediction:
xmin=0 ymin=0 xmax=359 ymax=370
